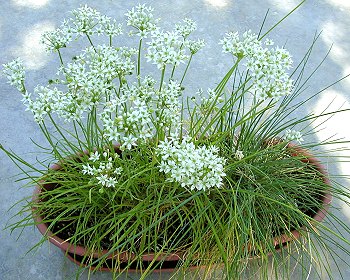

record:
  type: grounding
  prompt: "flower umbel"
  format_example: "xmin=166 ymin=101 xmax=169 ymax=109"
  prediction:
xmin=146 ymin=29 xmax=188 ymax=70
xmin=220 ymin=30 xmax=293 ymax=99
xmin=285 ymin=129 xmax=304 ymax=144
xmin=185 ymin=39 xmax=206 ymax=55
xmin=125 ymin=4 xmax=158 ymax=38
xmin=156 ymin=138 xmax=226 ymax=191
xmin=175 ymin=18 xmax=197 ymax=38
xmin=82 ymin=150 xmax=123 ymax=190
xmin=3 ymin=58 xmax=26 ymax=92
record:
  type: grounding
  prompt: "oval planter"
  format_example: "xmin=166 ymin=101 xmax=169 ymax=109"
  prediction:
xmin=32 ymin=143 xmax=332 ymax=272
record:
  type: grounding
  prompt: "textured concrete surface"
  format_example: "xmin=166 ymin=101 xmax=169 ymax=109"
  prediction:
xmin=1 ymin=0 xmax=350 ymax=279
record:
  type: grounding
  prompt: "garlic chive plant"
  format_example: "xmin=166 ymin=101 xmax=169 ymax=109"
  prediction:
xmin=2 ymin=3 xmax=350 ymax=280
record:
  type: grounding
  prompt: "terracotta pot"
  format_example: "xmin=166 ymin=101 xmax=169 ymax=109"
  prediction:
xmin=32 ymin=143 xmax=332 ymax=271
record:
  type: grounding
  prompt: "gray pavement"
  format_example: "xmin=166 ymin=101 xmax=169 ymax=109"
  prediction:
xmin=1 ymin=0 xmax=350 ymax=279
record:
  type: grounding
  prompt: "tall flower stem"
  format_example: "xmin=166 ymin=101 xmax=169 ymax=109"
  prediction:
xmin=180 ymin=54 xmax=193 ymax=86
xmin=170 ymin=42 xmax=185 ymax=80
xmin=137 ymin=39 xmax=143 ymax=81
xmin=159 ymin=67 xmax=166 ymax=91
xmin=86 ymin=34 xmax=97 ymax=52
xmin=57 ymin=50 xmax=64 ymax=66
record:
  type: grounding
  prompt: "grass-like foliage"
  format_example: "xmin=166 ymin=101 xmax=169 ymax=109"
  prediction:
xmin=2 ymin=2 xmax=350 ymax=279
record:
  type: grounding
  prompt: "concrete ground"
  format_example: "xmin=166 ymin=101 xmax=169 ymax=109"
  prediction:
xmin=1 ymin=0 xmax=350 ymax=279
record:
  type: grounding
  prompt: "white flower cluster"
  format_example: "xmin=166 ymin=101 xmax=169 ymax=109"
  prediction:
xmin=99 ymin=16 xmax=123 ymax=37
xmin=285 ymin=129 xmax=304 ymax=144
xmin=220 ymin=30 xmax=293 ymax=99
xmin=125 ymin=4 xmax=158 ymax=38
xmin=175 ymin=18 xmax=197 ymax=38
xmin=220 ymin=30 xmax=260 ymax=58
xmin=156 ymin=80 xmax=182 ymax=130
xmin=185 ymin=39 xmax=206 ymax=55
xmin=70 ymin=4 xmax=102 ymax=36
xmin=41 ymin=25 xmax=73 ymax=52
xmin=157 ymin=138 xmax=226 ymax=191
xmin=247 ymin=45 xmax=293 ymax=99
xmin=70 ymin=45 xmax=136 ymax=83
xmin=82 ymin=150 xmax=123 ymax=190
xmin=146 ymin=30 xmax=188 ymax=70
xmin=41 ymin=5 xmax=123 ymax=52
xmin=69 ymin=5 xmax=124 ymax=37
xmin=100 ymin=77 xmax=154 ymax=150
xmin=2 ymin=58 xmax=25 ymax=92
xmin=4 ymin=5 xmax=204 ymax=127
xmin=145 ymin=16 xmax=202 ymax=68
xmin=101 ymin=77 xmax=182 ymax=150
xmin=23 ymin=85 xmax=61 ymax=122
xmin=22 ymin=45 xmax=136 ymax=123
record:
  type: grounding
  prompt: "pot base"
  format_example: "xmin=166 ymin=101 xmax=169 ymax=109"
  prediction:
xmin=64 ymin=250 xmax=182 ymax=272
